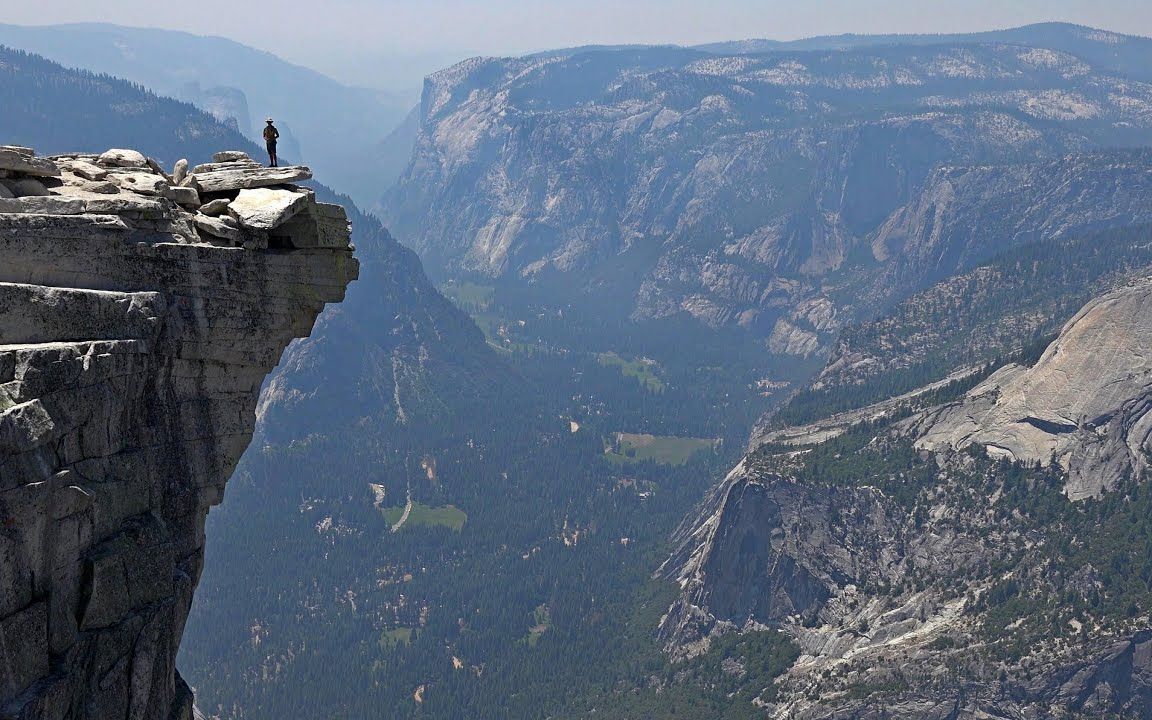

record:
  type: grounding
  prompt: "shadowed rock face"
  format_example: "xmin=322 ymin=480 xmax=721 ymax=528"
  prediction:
xmin=660 ymin=465 xmax=903 ymax=662
xmin=0 ymin=147 xmax=357 ymax=719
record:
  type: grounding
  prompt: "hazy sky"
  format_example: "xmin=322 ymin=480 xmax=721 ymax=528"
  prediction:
xmin=4 ymin=0 xmax=1152 ymax=88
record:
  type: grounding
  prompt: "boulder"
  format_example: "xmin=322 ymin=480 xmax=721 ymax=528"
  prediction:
xmin=168 ymin=186 xmax=201 ymax=207
xmin=227 ymin=188 xmax=310 ymax=231
xmin=97 ymin=149 xmax=148 ymax=169
xmin=0 ymin=147 xmax=60 ymax=178
xmin=114 ymin=172 xmax=169 ymax=197
xmin=272 ymin=202 xmax=352 ymax=249
xmin=199 ymin=199 xmax=231 ymax=217
xmin=146 ymin=157 xmax=173 ymax=182
xmin=69 ymin=161 xmax=108 ymax=181
xmin=0 ymin=183 xmax=12 ymax=200
xmin=0 ymin=145 xmax=33 ymax=157
xmin=172 ymin=159 xmax=189 ymax=186
xmin=212 ymin=151 xmax=251 ymax=163
xmin=193 ymin=213 xmax=244 ymax=244
xmin=190 ymin=165 xmax=312 ymax=194
xmin=1 ymin=178 xmax=50 ymax=197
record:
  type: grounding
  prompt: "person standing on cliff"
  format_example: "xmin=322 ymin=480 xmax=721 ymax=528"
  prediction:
xmin=263 ymin=118 xmax=280 ymax=167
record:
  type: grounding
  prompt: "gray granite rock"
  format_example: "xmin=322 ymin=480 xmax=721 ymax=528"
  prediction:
xmin=228 ymin=188 xmax=309 ymax=230
xmin=168 ymin=186 xmax=201 ymax=207
xmin=190 ymin=165 xmax=312 ymax=193
xmin=212 ymin=151 xmax=251 ymax=163
xmin=199 ymin=199 xmax=230 ymax=217
xmin=67 ymin=161 xmax=108 ymax=181
xmin=193 ymin=213 xmax=245 ymax=243
xmin=1 ymin=178 xmax=49 ymax=197
xmin=189 ymin=160 xmax=262 ymax=175
xmin=84 ymin=181 xmax=122 ymax=195
xmin=97 ymin=148 xmax=148 ymax=168
xmin=81 ymin=195 xmax=166 ymax=217
xmin=0 ymin=196 xmax=85 ymax=215
xmin=172 ymin=159 xmax=189 ymax=187
xmin=0 ymin=145 xmax=357 ymax=719
xmin=112 ymin=171 xmax=169 ymax=197
xmin=0 ymin=145 xmax=33 ymax=157
xmin=0 ymin=601 xmax=49 ymax=699
xmin=145 ymin=156 xmax=172 ymax=182
xmin=0 ymin=148 xmax=59 ymax=178
xmin=916 ymin=278 xmax=1152 ymax=499
xmin=272 ymin=201 xmax=353 ymax=249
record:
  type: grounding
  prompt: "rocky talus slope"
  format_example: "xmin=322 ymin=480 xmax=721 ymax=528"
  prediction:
xmin=0 ymin=146 xmax=357 ymax=719
xmin=661 ymin=278 xmax=1152 ymax=718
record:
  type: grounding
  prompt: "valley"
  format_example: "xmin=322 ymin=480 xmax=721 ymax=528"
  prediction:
xmin=174 ymin=23 xmax=1152 ymax=719
xmin=4 ymin=15 xmax=1152 ymax=720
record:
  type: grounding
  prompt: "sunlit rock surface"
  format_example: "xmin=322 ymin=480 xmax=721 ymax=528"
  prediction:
xmin=0 ymin=146 xmax=357 ymax=719
xmin=916 ymin=277 xmax=1152 ymax=500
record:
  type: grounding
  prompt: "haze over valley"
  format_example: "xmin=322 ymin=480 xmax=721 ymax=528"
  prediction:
xmin=5 ymin=4 xmax=1152 ymax=719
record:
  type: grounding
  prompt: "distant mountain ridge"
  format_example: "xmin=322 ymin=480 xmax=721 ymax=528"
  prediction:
xmin=661 ymin=237 xmax=1152 ymax=717
xmin=695 ymin=22 xmax=1152 ymax=78
xmin=0 ymin=22 xmax=415 ymax=205
xmin=381 ymin=23 xmax=1152 ymax=360
xmin=0 ymin=44 xmax=251 ymax=164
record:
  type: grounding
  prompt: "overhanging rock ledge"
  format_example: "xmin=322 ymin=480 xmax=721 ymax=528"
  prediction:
xmin=0 ymin=147 xmax=358 ymax=720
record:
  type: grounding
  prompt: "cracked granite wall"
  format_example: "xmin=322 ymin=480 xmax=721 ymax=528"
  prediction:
xmin=0 ymin=147 xmax=357 ymax=720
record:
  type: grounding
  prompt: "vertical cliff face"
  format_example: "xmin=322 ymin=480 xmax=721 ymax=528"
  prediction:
xmin=0 ymin=146 xmax=357 ymax=719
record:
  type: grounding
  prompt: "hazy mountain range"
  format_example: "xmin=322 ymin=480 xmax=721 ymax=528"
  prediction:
xmin=0 ymin=22 xmax=417 ymax=207
xmin=379 ymin=24 xmax=1152 ymax=358
xmin=5 ymin=19 xmax=1152 ymax=720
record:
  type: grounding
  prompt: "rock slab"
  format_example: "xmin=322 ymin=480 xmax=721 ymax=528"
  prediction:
xmin=917 ymin=277 xmax=1152 ymax=499
xmin=191 ymin=165 xmax=312 ymax=193
xmin=0 ymin=148 xmax=59 ymax=178
xmin=228 ymin=188 xmax=310 ymax=230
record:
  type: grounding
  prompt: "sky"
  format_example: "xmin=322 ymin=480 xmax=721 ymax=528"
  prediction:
xmin=3 ymin=0 xmax=1152 ymax=88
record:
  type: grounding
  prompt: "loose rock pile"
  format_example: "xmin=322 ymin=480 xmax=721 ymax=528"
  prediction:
xmin=0 ymin=146 xmax=319 ymax=252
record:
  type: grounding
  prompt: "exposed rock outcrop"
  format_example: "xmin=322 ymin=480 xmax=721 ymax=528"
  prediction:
xmin=874 ymin=154 xmax=1152 ymax=295
xmin=916 ymin=278 xmax=1152 ymax=500
xmin=662 ymin=277 xmax=1152 ymax=717
xmin=0 ymin=146 xmax=357 ymax=719
xmin=0 ymin=147 xmax=59 ymax=179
